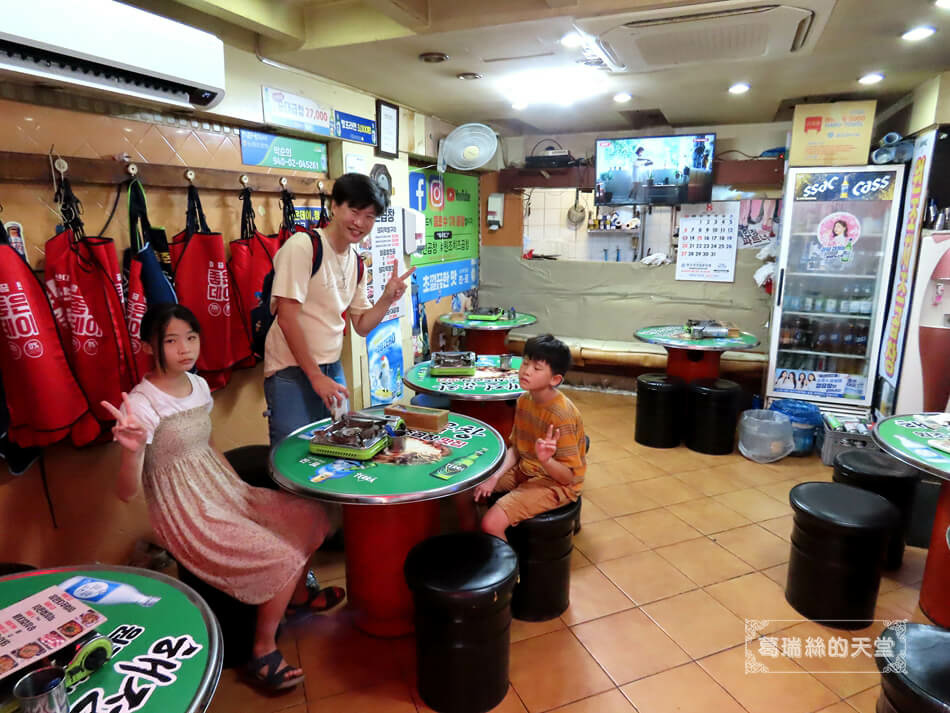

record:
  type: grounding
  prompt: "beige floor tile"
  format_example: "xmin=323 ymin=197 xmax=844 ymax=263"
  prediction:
xmin=571 ymin=548 xmax=592 ymax=570
xmin=760 ymin=514 xmax=795 ymax=542
xmin=586 ymin=456 xmax=668 ymax=488
xmin=578 ymin=497 xmax=609 ymax=525
xmin=208 ymin=628 xmax=305 ymax=713
xmin=509 ymin=629 xmax=614 ymax=712
xmin=614 ymin=508 xmax=703 ymax=548
xmin=711 ymin=524 xmax=791 ymax=569
xmin=641 ymin=589 xmax=746 ymax=658
xmin=757 ymin=479 xmax=799 ymax=504
xmin=707 ymin=460 xmax=793 ymax=488
xmin=629 ymin=445 xmax=709 ymax=475
xmin=764 ymin=562 xmax=790 ymax=588
xmin=844 ymin=684 xmax=882 ymax=713
xmin=816 ymin=703 xmax=863 ymax=713
xmin=548 ymin=689 xmax=635 ymax=712
xmin=598 ymin=550 xmax=698 ymax=605
xmin=581 ymin=482 xmax=660 ymax=518
xmin=777 ymin=621 xmax=881 ymax=698
xmin=673 ymin=468 xmax=748 ymax=496
xmin=881 ymin=546 xmax=928 ymax=587
xmin=510 ymin=615 xmax=566 ymax=644
xmin=573 ymin=519 xmax=649 ymax=563
xmin=561 ymin=565 xmax=635 ymax=625
xmin=704 ymin=572 xmax=803 ymax=633
xmin=714 ymin=488 xmax=791 ymax=521
xmin=573 ymin=608 xmax=689 ymax=684
xmin=632 ymin=475 xmax=705 ymax=506
xmin=666 ymin=498 xmax=752 ymax=534
xmin=620 ymin=662 xmax=746 ymax=713
xmin=654 ymin=537 xmax=754 ymax=586
xmin=319 ymin=680 xmax=417 ymax=713
xmin=414 ymin=682 xmax=527 ymax=713
xmin=698 ymin=644 xmax=839 ymax=713
xmin=877 ymin=586 xmax=921 ymax=617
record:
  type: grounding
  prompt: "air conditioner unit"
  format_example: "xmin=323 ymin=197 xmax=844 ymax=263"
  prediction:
xmin=0 ymin=0 xmax=225 ymax=110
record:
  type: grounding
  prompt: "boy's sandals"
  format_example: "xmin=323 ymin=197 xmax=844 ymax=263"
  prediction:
xmin=244 ymin=650 xmax=304 ymax=691
xmin=285 ymin=569 xmax=346 ymax=617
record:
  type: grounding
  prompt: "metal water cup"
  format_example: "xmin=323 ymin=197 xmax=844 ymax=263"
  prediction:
xmin=499 ymin=353 xmax=513 ymax=370
xmin=13 ymin=666 xmax=69 ymax=713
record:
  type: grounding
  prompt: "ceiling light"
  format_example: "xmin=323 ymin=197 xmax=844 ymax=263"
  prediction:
xmin=560 ymin=32 xmax=584 ymax=48
xmin=418 ymin=52 xmax=449 ymax=63
xmin=613 ymin=92 xmax=632 ymax=103
xmin=859 ymin=72 xmax=885 ymax=85
xmin=457 ymin=72 xmax=483 ymax=80
xmin=497 ymin=66 xmax=610 ymax=108
xmin=902 ymin=25 xmax=936 ymax=41
xmin=937 ymin=0 xmax=950 ymax=9
xmin=512 ymin=101 xmax=527 ymax=111
xmin=728 ymin=82 xmax=750 ymax=94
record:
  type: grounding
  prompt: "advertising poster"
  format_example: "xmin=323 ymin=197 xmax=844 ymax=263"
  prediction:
xmin=738 ymin=199 xmax=780 ymax=249
xmin=334 ymin=110 xmax=377 ymax=146
xmin=360 ymin=206 xmax=407 ymax=322
xmin=261 ymin=87 xmax=333 ymax=137
xmin=675 ymin=202 xmax=739 ymax=282
xmin=877 ymin=130 xmax=937 ymax=417
xmin=240 ymin=129 xmax=328 ymax=173
xmin=793 ymin=170 xmax=896 ymax=202
xmin=408 ymin=170 xmax=479 ymax=266
xmin=414 ymin=259 xmax=479 ymax=303
xmin=367 ymin=319 xmax=403 ymax=406
xmin=789 ymin=100 xmax=876 ymax=166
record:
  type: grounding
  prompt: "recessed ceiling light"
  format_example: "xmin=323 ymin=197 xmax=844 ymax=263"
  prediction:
xmin=560 ymin=32 xmax=584 ymax=48
xmin=859 ymin=72 xmax=885 ymax=85
xmin=613 ymin=92 xmax=632 ymax=103
xmin=512 ymin=101 xmax=528 ymax=111
xmin=728 ymin=82 xmax=750 ymax=94
xmin=902 ymin=25 xmax=936 ymax=41
xmin=457 ymin=72 xmax=483 ymax=80
xmin=937 ymin=0 xmax=950 ymax=9
xmin=497 ymin=67 xmax=610 ymax=108
xmin=418 ymin=52 xmax=449 ymax=63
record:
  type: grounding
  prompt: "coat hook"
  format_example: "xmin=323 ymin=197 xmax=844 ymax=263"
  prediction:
xmin=279 ymin=177 xmax=288 ymax=189
xmin=318 ymin=180 xmax=324 ymax=192
xmin=127 ymin=163 xmax=139 ymax=177
xmin=54 ymin=157 xmax=69 ymax=177
xmin=239 ymin=174 xmax=249 ymax=186
xmin=184 ymin=169 xmax=196 ymax=184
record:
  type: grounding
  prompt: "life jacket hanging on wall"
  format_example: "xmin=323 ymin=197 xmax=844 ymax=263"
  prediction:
xmin=44 ymin=177 xmax=138 ymax=427
xmin=0 ymin=220 xmax=100 ymax=447
xmin=170 ymin=183 xmax=252 ymax=391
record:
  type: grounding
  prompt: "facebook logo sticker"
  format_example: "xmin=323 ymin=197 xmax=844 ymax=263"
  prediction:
xmin=409 ymin=172 xmax=427 ymax=213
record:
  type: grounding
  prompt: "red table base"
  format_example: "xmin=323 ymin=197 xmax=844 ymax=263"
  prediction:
xmin=665 ymin=347 xmax=722 ymax=382
xmin=450 ymin=399 xmax=515 ymax=440
xmin=463 ymin=329 xmax=510 ymax=355
xmin=918 ymin=481 xmax=950 ymax=627
xmin=342 ymin=500 xmax=440 ymax=637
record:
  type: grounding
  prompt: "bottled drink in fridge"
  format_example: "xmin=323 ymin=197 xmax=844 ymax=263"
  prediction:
xmin=802 ymin=292 xmax=814 ymax=312
xmin=814 ymin=293 xmax=826 ymax=312
xmin=842 ymin=320 xmax=856 ymax=354
xmin=786 ymin=283 xmax=801 ymax=311
xmin=839 ymin=285 xmax=852 ymax=315
xmin=853 ymin=323 xmax=869 ymax=355
xmin=812 ymin=320 xmax=830 ymax=351
xmin=828 ymin=320 xmax=842 ymax=353
xmin=825 ymin=293 xmax=838 ymax=314
xmin=860 ymin=283 xmax=874 ymax=314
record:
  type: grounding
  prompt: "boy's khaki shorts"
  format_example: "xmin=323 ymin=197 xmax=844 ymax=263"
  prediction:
xmin=492 ymin=467 xmax=579 ymax=526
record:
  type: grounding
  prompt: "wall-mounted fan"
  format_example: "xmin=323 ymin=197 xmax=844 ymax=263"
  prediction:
xmin=437 ymin=123 xmax=498 ymax=173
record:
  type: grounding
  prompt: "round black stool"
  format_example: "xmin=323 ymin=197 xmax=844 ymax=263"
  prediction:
xmin=507 ymin=498 xmax=581 ymax=621
xmin=786 ymin=482 xmax=900 ymax=629
xmin=875 ymin=622 xmax=950 ymax=713
xmin=833 ymin=450 xmax=919 ymax=570
xmin=635 ymin=373 xmax=684 ymax=448
xmin=405 ymin=533 xmax=518 ymax=713
xmin=685 ymin=378 xmax=741 ymax=455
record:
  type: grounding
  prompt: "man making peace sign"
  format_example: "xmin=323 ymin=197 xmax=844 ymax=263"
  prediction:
xmin=264 ymin=173 xmax=415 ymax=446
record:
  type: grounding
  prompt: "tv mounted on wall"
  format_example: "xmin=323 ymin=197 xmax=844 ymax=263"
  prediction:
xmin=594 ymin=133 xmax=716 ymax=206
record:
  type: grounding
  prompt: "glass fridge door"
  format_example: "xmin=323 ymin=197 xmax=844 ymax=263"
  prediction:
xmin=770 ymin=167 xmax=905 ymax=407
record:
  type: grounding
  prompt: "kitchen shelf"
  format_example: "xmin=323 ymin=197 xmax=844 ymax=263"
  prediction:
xmin=782 ymin=311 xmax=872 ymax=319
xmin=780 ymin=349 xmax=868 ymax=359
xmin=786 ymin=272 xmax=877 ymax=279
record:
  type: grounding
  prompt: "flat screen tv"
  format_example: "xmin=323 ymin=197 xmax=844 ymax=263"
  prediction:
xmin=594 ymin=133 xmax=716 ymax=206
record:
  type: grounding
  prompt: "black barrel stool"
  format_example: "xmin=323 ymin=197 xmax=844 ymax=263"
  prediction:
xmin=833 ymin=450 xmax=920 ymax=569
xmin=635 ymin=373 xmax=685 ymax=448
xmin=405 ymin=533 xmax=518 ymax=713
xmin=685 ymin=378 xmax=742 ymax=455
xmin=786 ymin=482 xmax=900 ymax=629
xmin=507 ymin=498 xmax=581 ymax=621
xmin=875 ymin=622 xmax=950 ymax=713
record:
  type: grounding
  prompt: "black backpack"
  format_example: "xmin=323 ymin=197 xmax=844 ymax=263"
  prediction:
xmin=250 ymin=232 xmax=365 ymax=360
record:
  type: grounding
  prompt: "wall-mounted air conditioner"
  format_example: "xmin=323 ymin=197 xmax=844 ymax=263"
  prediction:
xmin=0 ymin=0 xmax=225 ymax=110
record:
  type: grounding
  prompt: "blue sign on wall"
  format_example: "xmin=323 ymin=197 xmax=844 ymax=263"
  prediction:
xmin=367 ymin=319 xmax=403 ymax=405
xmin=334 ymin=111 xmax=377 ymax=146
xmin=409 ymin=171 xmax=427 ymax=213
xmin=414 ymin=259 xmax=479 ymax=303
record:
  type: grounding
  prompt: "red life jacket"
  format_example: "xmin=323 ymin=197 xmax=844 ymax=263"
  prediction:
xmin=170 ymin=185 xmax=252 ymax=391
xmin=0 ymin=227 xmax=100 ymax=447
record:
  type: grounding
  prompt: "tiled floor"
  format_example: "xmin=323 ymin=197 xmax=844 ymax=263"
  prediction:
xmin=208 ymin=388 xmax=931 ymax=713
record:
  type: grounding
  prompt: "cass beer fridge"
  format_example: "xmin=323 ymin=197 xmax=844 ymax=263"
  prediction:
xmin=767 ymin=165 xmax=905 ymax=415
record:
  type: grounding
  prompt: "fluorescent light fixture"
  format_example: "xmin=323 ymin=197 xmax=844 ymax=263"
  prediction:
xmin=512 ymin=101 xmax=528 ymax=111
xmin=859 ymin=72 xmax=884 ymax=85
xmin=560 ymin=32 xmax=584 ymax=48
xmin=937 ymin=0 xmax=950 ymax=9
xmin=613 ymin=92 xmax=632 ymax=103
xmin=728 ymin=82 xmax=750 ymax=94
xmin=497 ymin=66 xmax=610 ymax=108
xmin=902 ymin=25 xmax=936 ymax=41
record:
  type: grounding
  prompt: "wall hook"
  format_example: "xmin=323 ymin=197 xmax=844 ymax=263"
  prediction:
xmin=184 ymin=169 xmax=196 ymax=184
xmin=127 ymin=163 xmax=139 ymax=177
xmin=239 ymin=174 xmax=249 ymax=186
xmin=279 ymin=177 xmax=288 ymax=189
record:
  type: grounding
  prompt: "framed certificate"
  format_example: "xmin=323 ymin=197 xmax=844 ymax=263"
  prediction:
xmin=375 ymin=99 xmax=399 ymax=159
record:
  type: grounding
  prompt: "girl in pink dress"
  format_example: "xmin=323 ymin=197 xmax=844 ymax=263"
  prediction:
xmin=104 ymin=303 xmax=342 ymax=691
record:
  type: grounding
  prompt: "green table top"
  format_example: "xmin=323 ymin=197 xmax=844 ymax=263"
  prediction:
xmin=270 ymin=410 xmax=505 ymax=504
xmin=405 ymin=355 xmax=525 ymax=401
xmin=0 ymin=565 xmax=220 ymax=713
xmin=635 ymin=325 xmax=760 ymax=351
xmin=438 ymin=311 xmax=537 ymax=331
xmin=873 ymin=413 xmax=950 ymax=480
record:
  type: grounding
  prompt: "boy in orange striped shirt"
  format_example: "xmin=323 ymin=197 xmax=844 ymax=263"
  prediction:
xmin=474 ymin=334 xmax=586 ymax=540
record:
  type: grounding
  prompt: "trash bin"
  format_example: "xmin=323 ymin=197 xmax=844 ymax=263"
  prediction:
xmin=739 ymin=409 xmax=795 ymax=463
xmin=770 ymin=399 xmax=823 ymax=456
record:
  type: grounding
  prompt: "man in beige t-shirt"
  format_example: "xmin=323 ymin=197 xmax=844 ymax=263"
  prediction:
xmin=263 ymin=173 xmax=413 ymax=446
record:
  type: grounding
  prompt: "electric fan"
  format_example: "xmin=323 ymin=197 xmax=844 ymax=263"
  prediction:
xmin=437 ymin=123 xmax=498 ymax=173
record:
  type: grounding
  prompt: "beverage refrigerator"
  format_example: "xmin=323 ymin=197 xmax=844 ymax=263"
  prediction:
xmin=766 ymin=165 xmax=906 ymax=417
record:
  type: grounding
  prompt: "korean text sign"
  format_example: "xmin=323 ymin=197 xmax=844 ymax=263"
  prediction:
xmin=408 ymin=170 xmax=479 ymax=266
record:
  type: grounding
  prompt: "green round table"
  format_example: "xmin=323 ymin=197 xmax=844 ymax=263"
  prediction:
xmin=635 ymin=325 xmax=760 ymax=382
xmin=270 ymin=411 xmax=505 ymax=637
xmin=873 ymin=413 xmax=950 ymax=627
xmin=438 ymin=311 xmax=537 ymax=355
xmin=0 ymin=565 xmax=220 ymax=713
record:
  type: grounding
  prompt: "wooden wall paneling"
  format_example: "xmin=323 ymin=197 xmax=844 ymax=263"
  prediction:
xmin=480 ymin=171 xmax=524 ymax=248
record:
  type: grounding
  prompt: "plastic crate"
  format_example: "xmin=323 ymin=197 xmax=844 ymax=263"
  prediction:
xmin=818 ymin=421 xmax=879 ymax=466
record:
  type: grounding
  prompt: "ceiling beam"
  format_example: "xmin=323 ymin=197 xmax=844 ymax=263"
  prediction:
xmin=363 ymin=0 xmax=430 ymax=28
xmin=293 ymin=2 xmax=417 ymax=50
xmin=172 ymin=0 xmax=305 ymax=44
